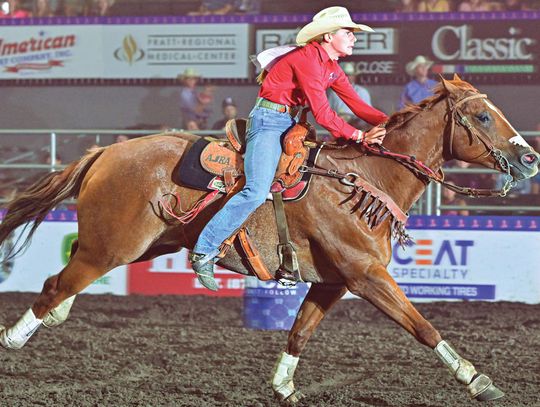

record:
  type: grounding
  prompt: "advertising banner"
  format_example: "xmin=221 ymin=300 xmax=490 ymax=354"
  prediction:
xmin=0 ymin=23 xmax=249 ymax=79
xmin=254 ymin=19 xmax=540 ymax=84
xmin=0 ymin=25 xmax=102 ymax=79
xmin=0 ymin=219 xmax=126 ymax=295
xmin=1 ymin=212 xmax=539 ymax=302
xmin=127 ymin=249 xmax=245 ymax=297
xmin=104 ymin=23 xmax=250 ymax=79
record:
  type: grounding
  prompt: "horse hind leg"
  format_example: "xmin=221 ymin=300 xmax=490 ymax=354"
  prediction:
xmin=0 ymin=251 xmax=110 ymax=350
xmin=271 ymin=283 xmax=348 ymax=404
xmin=346 ymin=263 xmax=504 ymax=402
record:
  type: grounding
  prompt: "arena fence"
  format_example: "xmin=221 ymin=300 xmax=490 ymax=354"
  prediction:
xmin=0 ymin=129 xmax=539 ymax=215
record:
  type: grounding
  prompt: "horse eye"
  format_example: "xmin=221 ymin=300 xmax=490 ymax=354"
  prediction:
xmin=475 ymin=112 xmax=490 ymax=124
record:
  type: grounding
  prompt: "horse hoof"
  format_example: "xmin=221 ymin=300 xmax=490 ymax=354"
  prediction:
xmin=469 ymin=374 xmax=504 ymax=401
xmin=281 ymin=391 xmax=305 ymax=405
xmin=474 ymin=383 xmax=505 ymax=401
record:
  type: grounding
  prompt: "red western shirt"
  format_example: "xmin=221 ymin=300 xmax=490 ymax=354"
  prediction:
xmin=258 ymin=42 xmax=388 ymax=139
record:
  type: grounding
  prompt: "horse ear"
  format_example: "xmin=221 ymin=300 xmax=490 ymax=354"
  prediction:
xmin=453 ymin=73 xmax=462 ymax=81
xmin=440 ymin=75 xmax=459 ymax=94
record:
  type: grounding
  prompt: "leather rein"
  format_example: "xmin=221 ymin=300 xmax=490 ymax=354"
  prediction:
xmin=304 ymin=92 xmax=515 ymax=198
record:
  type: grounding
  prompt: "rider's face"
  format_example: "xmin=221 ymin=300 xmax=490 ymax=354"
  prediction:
xmin=328 ymin=29 xmax=356 ymax=57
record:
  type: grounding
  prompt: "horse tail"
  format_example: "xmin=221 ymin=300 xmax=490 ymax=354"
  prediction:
xmin=0 ymin=147 xmax=106 ymax=259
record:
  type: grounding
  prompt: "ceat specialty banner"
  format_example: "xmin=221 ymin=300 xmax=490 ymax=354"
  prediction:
xmin=344 ymin=216 xmax=540 ymax=303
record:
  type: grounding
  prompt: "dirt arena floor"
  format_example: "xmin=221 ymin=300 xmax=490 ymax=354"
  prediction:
xmin=0 ymin=293 xmax=538 ymax=407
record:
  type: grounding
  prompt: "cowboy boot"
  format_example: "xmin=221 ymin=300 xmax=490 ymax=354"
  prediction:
xmin=189 ymin=252 xmax=219 ymax=291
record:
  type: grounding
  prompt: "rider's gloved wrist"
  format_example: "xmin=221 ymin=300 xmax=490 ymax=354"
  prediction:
xmin=353 ymin=130 xmax=364 ymax=144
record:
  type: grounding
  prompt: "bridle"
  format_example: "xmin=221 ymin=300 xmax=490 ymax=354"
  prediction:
xmin=303 ymin=91 xmax=516 ymax=198
xmin=361 ymin=92 xmax=515 ymax=197
xmin=446 ymin=93 xmax=515 ymax=196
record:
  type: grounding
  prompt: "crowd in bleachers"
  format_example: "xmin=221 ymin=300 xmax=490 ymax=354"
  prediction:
xmin=2 ymin=0 xmax=540 ymax=18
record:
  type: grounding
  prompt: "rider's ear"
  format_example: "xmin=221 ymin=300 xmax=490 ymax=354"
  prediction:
xmin=440 ymin=75 xmax=459 ymax=95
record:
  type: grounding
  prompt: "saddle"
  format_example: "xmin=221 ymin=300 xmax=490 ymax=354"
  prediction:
xmin=201 ymin=112 xmax=316 ymax=193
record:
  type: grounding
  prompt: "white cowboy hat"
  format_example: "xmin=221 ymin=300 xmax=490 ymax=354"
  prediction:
xmin=296 ymin=6 xmax=374 ymax=46
xmin=406 ymin=55 xmax=434 ymax=76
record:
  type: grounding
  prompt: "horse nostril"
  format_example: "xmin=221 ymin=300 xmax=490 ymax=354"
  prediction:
xmin=521 ymin=152 xmax=539 ymax=167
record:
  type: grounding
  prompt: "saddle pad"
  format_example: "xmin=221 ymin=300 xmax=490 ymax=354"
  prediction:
xmin=175 ymin=138 xmax=216 ymax=191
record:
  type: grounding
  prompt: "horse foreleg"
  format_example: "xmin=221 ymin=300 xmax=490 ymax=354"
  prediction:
xmin=347 ymin=263 xmax=504 ymax=402
xmin=271 ymin=283 xmax=347 ymax=404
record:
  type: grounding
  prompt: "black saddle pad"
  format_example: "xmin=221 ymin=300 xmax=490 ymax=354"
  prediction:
xmin=174 ymin=138 xmax=215 ymax=190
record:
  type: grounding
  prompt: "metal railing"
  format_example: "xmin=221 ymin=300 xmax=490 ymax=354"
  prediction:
xmin=1 ymin=129 xmax=539 ymax=215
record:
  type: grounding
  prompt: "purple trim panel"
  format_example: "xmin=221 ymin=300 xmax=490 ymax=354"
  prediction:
xmin=1 ymin=210 xmax=538 ymax=230
xmin=407 ymin=215 xmax=539 ymax=231
xmin=1 ymin=11 xmax=539 ymax=26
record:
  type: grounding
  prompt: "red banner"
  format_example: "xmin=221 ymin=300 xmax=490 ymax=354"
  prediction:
xmin=127 ymin=249 xmax=245 ymax=297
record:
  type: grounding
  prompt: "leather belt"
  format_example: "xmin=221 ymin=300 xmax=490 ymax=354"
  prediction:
xmin=255 ymin=97 xmax=300 ymax=116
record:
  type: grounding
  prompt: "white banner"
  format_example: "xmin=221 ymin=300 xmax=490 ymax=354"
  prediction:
xmin=388 ymin=229 xmax=540 ymax=303
xmin=0 ymin=222 xmax=126 ymax=295
xmin=0 ymin=23 xmax=249 ymax=79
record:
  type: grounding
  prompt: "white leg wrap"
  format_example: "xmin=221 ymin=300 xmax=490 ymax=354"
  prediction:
xmin=43 ymin=295 xmax=76 ymax=328
xmin=435 ymin=340 xmax=477 ymax=385
xmin=271 ymin=351 xmax=299 ymax=401
xmin=0 ymin=308 xmax=42 ymax=349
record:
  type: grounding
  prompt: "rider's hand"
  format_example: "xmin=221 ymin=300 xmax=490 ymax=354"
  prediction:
xmin=358 ymin=126 xmax=386 ymax=145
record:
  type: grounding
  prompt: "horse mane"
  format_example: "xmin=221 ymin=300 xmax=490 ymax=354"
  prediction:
xmin=386 ymin=80 xmax=478 ymax=132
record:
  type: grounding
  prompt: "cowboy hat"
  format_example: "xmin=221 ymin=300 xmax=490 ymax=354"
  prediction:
xmin=296 ymin=6 xmax=374 ymax=46
xmin=406 ymin=55 xmax=434 ymax=76
xmin=178 ymin=68 xmax=200 ymax=80
xmin=341 ymin=62 xmax=356 ymax=75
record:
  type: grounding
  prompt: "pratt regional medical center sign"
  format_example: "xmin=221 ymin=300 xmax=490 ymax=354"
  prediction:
xmin=0 ymin=13 xmax=538 ymax=83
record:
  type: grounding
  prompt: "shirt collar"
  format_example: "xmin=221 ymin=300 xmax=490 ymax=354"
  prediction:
xmin=311 ymin=42 xmax=334 ymax=65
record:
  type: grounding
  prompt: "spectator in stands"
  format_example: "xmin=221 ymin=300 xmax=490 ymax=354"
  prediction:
xmin=398 ymin=55 xmax=438 ymax=109
xmin=86 ymin=0 xmax=112 ymax=16
xmin=501 ymin=0 xmax=529 ymax=10
xmin=3 ymin=0 xmax=33 ymax=17
xmin=188 ymin=0 xmax=235 ymax=15
xmin=115 ymin=134 xmax=129 ymax=143
xmin=396 ymin=0 xmax=421 ymax=12
xmin=57 ymin=0 xmax=83 ymax=16
xmin=34 ymin=0 xmax=57 ymax=16
xmin=328 ymin=62 xmax=372 ymax=129
xmin=185 ymin=120 xmax=200 ymax=131
xmin=234 ymin=0 xmax=261 ymax=14
xmin=178 ymin=68 xmax=214 ymax=130
xmin=458 ymin=0 xmax=495 ymax=11
xmin=441 ymin=187 xmax=469 ymax=216
xmin=212 ymin=97 xmax=238 ymax=131
xmin=418 ymin=0 xmax=451 ymax=11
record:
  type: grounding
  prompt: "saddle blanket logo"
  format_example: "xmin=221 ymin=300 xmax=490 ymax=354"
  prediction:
xmin=204 ymin=153 xmax=232 ymax=166
xmin=207 ymin=176 xmax=227 ymax=193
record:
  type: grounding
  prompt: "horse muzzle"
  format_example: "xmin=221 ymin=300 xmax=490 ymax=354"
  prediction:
xmin=508 ymin=149 xmax=539 ymax=180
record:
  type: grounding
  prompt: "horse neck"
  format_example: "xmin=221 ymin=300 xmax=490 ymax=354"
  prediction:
xmin=327 ymin=100 xmax=448 ymax=212
xmin=380 ymin=101 xmax=448 ymax=210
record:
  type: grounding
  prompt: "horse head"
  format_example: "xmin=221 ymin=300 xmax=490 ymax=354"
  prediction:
xmin=440 ymin=74 xmax=539 ymax=182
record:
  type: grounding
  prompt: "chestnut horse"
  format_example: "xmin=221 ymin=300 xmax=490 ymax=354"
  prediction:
xmin=0 ymin=77 xmax=538 ymax=404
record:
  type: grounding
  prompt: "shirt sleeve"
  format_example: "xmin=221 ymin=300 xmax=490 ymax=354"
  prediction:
xmin=293 ymin=58 xmax=358 ymax=139
xmin=330 ymin=71 xmax=388 ymax=126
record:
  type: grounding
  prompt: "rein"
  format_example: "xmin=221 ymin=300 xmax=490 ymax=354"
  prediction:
xmin=310 ymin=92 xmax=515 ymax=198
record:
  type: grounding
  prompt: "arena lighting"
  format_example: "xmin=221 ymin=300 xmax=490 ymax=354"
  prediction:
xmin=1 ymin=1 xmax=9 ymax=14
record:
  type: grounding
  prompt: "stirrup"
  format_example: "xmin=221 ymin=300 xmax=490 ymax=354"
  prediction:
xmin=189 ymin=252 xmax=219 ymax=291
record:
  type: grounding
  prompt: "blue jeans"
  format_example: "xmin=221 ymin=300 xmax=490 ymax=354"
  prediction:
xmin=193 ymin=105 xmax=296 ymax=257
